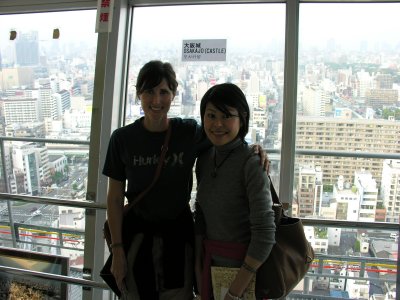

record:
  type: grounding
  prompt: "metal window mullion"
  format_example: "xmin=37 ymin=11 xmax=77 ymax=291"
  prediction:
xmin=280 ymin=0 xmax=299 ymax=208
xmin=83 ymin=0 xmax=131 ymax=299
xmin=83 ymin=28 xmax=110 ymax=300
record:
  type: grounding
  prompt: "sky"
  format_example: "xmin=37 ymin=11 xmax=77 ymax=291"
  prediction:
xmin=1 ymin=3 xmax=400 ymax=53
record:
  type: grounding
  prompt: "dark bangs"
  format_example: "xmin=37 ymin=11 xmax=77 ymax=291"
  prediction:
xmin=200 ymin=83 xmax=250 ymax=140
xmin=135 ymin=60 xmax=178 ymax=95
xmin=136 ymin=71 xmax=164 ymax=95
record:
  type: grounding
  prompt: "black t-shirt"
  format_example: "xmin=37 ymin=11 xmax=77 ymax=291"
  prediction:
xmin=103 ymin=117 xmax=210 ymax=222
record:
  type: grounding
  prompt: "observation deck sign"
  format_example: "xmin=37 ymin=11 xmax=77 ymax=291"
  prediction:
xmin=182 ymin=39 xmax=227 ymax=62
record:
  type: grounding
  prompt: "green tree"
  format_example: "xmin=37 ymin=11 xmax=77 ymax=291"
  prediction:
xmin=323 ymin=185 xmax=334 ymax=193
xmin=354 ymin=240 xmax=360 ymax=252
xmin=382 ymin=108 xmax=400 ymax=120
xmin=52 ymin=171 xmax=63 ymax=184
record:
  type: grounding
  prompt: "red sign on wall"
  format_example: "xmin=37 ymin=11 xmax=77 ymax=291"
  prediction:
xmin=96 ymin=0 xmax=114 ymax=33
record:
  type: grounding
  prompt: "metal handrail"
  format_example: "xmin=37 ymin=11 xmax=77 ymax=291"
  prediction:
xmin=0 ymin=193 xmax=106 ymax=210
xmin=1 ymin=194 xmax=398 ymax=230
xmin=0 ymin=136 xmax=90 ymax=145
xmin=305 ymin=272 xmax=396 ymax=283
xmin=0 ymin=265 xmax=109 ymax=290
xmin=301 ymin=218 xmax=399 ymax=231
xmin=261 ymin=148 xmax=400 ymax=160
xmin=295 ymin=149 xmax=400 ymax=160
xmin=1 ymin=194 xmax=398 ymax=231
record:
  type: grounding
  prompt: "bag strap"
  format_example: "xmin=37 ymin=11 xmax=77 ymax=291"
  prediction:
xmin=123 ymin=122 xmax=172 ymax=212
xmin=268 ymin=175 xmax=281 ymax=206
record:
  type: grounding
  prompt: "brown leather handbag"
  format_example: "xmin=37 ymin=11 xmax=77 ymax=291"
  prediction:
xmin=254 ymin=177 xmax=315 ymax=299
xmin=201 ymin=177 xmax=314 ymax=299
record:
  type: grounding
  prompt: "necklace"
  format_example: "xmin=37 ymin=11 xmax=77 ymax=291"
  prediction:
xmin=211 ymin=148 xmax=235 ymax=178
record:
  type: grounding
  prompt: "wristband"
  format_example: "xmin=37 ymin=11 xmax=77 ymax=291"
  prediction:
xmin=242 ymin=262 xmax=257 ymax=274
xmin=110 ymin=242 xmax=124 ymax=249
xmin=227 ymin=290 xmax=243 ymax=300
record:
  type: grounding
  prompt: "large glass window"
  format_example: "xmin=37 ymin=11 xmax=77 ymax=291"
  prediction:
xmin=297 ymin=3 xmax=400 ymax=298
xmin=127 ymin=4 xmax=285 ymax=157
xmin=296 ymin=2 xmax=400 ymax=220
xmin=0 ymin=10 xmax=96 ymax=197
xmin=0 ymin=10 xmax=97 ymax=298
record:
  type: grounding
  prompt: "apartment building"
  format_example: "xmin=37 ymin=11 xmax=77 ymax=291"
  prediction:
xmin=296 ymin=116 xmax=400 ymax=187
xmin=381 ymin=159 xmax=400 ymax=223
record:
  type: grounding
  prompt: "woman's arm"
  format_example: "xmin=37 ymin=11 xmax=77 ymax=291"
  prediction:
xmin=106 ymin=177 xmax=127 ymax=293
xmin=226 ymin=155 xmax=276 ymax=299
xmin=224 ymin=256 xmax=262 ymax=300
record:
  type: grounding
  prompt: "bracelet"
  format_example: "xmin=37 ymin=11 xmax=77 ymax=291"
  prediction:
xmin=242 ymin=262 xmax=257 ymax=274
xmin=226 ymin=290 xmax=243 ymax=300
xmin=110 ymin=242 xmax=124 ymax=249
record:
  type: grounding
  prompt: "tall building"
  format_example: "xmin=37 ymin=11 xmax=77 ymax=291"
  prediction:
xmin=15 ymin=31 xmax=39 ymax=66
xmin=300 ymin=85 xmax=331 ymax=117
xmin=248 ymin=72 xmax=260 ymax=94
xmin=252 ymin=109 xmax=268 ymax=128
xmin=247 ymin=93 xmax=260 ymax=110
xmin=333 ymin=175 xmax=359 ymax=221
xmin=0 ymin=67 xmax=35 ymax=89
xmin=39 ymin=87 xmax=59 ymax=120
xmin=375 ymin=73 xmax=393 ymax=89
xmin=58 ymin=90 xmax=71 ymax=113
xmin=354 ymin=170 xmax=378 ymax=222
xmin=296 ymin=116 xmax=400 ymax=187
xmin=365 ymin=88 xmax=398 ymax=109
xmin=2 ymin=98 xmax=39 ymax=124
xmin=381 ymin=159 xmax=400 ymax=223
xmin=337 ymin=68 xmax=352 ymax=87
xmin=356 ymin=70 xmax=372 ymax=98
xmin=296 ymin=165 xmax=323 ymax=217
xmin=12 ymin=145 xmax=40 ymax=195
xmin=196 ymin=80 xmax=208 ymax=102
xmin=11 ymin=142 xmax=50 ymax=195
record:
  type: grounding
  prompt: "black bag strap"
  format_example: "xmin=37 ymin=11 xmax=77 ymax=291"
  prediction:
xmin=123 ymin=122 xmax=172 ymax=213
xmin=268 ymin=175 xmax=281 ymax=206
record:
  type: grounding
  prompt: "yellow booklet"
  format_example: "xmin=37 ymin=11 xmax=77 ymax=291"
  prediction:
xmin=211 ymin=266 xmax=256 ymax=300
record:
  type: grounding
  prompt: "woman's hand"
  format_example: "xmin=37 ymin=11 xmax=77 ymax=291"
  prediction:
xmin=224 ymin=290 xmax=243 ymax=300
xmin=111 ymin=247 xmax=128 ymax=294
xmin=251 ymin=144 xmax=270 ymax=173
